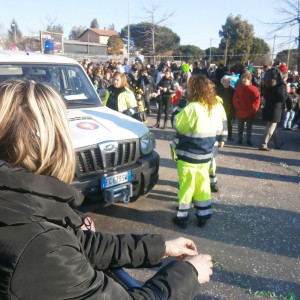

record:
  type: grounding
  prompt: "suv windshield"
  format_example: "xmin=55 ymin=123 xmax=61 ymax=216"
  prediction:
xmin=0 ymin=64 xmax=101 ymax=108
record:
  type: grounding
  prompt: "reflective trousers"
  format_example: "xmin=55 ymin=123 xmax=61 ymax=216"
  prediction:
xmin=177 ymin=160 xmax=212 ymax=221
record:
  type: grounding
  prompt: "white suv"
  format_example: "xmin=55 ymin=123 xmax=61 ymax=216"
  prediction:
xmin=0 ymin=50 xmax=159 ymax=204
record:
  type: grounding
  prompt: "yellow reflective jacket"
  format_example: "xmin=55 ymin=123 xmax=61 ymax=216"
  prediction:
xmin=175 ymin=96 xmax=227 ymax=164
xmin=103 ymin=86 xmax=137 ymax=113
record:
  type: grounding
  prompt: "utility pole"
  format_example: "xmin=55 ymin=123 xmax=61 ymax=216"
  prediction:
xmin=11 ymin=23 xmax=16 ymax=44
xmin=209 ymin=38 xmax=212 ymax=63
xmin=272 ymin=35 xmax=276 ymax=66
xmin=152 ymin=14 xmax=155 ymax=66
xmin=224 ymin=39 xmax=229 ymax=66
xmin=298 ymin=0 xmax=300 ymax=72
xmin=88 ymin=30 xmax=89 ymax=55
xmin=287 ymin=22 xmax=294 ymax=70
xmin=127 ymin=0 xmax=130 ymax=61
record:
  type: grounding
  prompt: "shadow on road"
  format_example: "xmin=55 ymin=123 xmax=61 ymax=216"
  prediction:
xmin=220 ymin=148 xmax=300 ymax=167
xmin=206 ymin=266 xmax=300 ymax=299
xmin=92 ymin=201 xmax=300 ymax=260
xmin=159 ymin=158 xmax=177 ymax=168
xmin=217 ymin=166 xmax=300 ymax=183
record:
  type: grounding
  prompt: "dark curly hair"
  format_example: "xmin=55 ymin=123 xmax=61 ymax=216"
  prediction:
xmin=186 ymin=75 xmax=217 ymax=114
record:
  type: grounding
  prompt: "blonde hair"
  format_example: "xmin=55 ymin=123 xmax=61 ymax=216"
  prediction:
xmin=0 ymin=80 xmax=75 ymax=184
xmin=113 ymin=72 xmax=129 ymax=88
xmin=186 ymin=75 xmax=217 ymax=113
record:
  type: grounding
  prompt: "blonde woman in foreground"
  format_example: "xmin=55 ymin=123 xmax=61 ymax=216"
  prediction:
xmin=0 ymin=79 xmax=212 ymax=299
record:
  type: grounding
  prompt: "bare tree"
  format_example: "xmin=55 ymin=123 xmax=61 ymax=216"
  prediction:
xmin=138 ymin=4 xmax=175 ymax=64
xmin=268 ymin=0 xmax=300 ymax=70
xmin=45 ymin=16 xmax=63 ymax=33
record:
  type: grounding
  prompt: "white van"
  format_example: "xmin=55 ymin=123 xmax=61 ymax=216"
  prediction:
xmin=0 ymin=50 xmax=159 ymax=204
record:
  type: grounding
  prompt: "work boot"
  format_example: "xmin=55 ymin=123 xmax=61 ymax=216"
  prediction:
xmin=197 ymin=219 xmax=207 ymax=228
xmin=210 ymin=184 xmax=219 ymax=193
xmin=172 ymin=216 xmax=188 ymax=229
xmin=153 ymin=122 xmax=160 ymax=128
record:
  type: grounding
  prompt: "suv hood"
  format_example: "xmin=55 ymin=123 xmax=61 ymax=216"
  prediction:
xmin=68 ymin=106 xmax=149 ymax=149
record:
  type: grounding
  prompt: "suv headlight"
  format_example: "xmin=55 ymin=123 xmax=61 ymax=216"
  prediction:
xmin=140 ymin=132 xmax=155 ymax=155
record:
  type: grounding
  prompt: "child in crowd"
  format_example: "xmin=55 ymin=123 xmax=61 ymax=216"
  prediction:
xmin=282 ymin=83 xmax=300 ymax=130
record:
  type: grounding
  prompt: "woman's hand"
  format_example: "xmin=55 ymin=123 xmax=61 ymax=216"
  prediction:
xmin=164 ymin=237 xmax=198 ymax=260
xmin=81 ymin=216 xmax=96 ymax=232
xmin=184 ymin=254 xmax=213 ymax=284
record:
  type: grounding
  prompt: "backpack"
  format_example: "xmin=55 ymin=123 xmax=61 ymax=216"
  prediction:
xmin=264 ymin=68 xmax=282 ymax=88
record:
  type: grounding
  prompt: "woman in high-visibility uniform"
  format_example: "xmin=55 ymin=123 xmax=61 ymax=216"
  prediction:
xmin=103 ymin=72 xmax=137 ymax=116
xmin=173 ymin=74 xmax=227 ymax=229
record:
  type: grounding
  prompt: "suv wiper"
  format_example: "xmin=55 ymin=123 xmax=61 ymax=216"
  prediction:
xmin=67 ymin=101 xmax=100 ymax=106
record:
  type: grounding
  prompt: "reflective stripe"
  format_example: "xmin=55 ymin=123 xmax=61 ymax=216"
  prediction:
xmin=210 ymin=176 xmax=217 ymax=184
xmin=222 ymin=130 xmax=228 ymax=135
xmin=182 ymin=132 xmax=218 ymax=138
xmin=193 ymin=199 xmax=211 ymax=207
xmin=176 ymin=150 xmax=213 ymax=160
xmin=195 ymin=209 xmax=212 ymax=216
xmin=129 ymin=108 xmax=135 ymax=114
xmin=178 ymin=203 xmax=192 ymax=210
xmin=177 ymin=210 xmax=189 ymax=217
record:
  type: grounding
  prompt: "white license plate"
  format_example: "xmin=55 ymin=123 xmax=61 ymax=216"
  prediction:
xmin=101 ymin=171 xmax=132 ymax=189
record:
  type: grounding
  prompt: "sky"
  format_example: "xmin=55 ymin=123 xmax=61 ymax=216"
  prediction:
xmin=0 ymin=0 xmax=298 ymax=54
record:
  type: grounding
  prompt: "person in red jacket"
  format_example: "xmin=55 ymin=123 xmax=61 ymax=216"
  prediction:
xmin=233 ymin=72 xmax=261 ymax=146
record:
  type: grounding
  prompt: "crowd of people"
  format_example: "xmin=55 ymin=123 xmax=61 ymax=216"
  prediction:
xmin=0 ymin=53 xmax=299 ymax=298
xmin=78 ymin=57 xmax=300 ymax=224
xmin=80 ymin=57 xmax=299 ymax=152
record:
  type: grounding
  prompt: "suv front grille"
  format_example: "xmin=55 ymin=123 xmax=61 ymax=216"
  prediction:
xmin=75 ymin=140 xmax=138 ymax=177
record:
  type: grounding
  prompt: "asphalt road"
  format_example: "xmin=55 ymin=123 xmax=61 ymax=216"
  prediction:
xmin=81 ymin=112 xmax=300 ymax=300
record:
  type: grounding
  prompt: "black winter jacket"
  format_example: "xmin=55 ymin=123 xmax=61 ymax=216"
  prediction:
xmin=157 ymin=77 xmax=176 ymax=96
xmin=137 ymin=75 xmax=156 ymax=98
xmin=263 ymin=83 xmax=288 ymax=123
xmin=0 ymin=161 xmax=201 ymax=299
